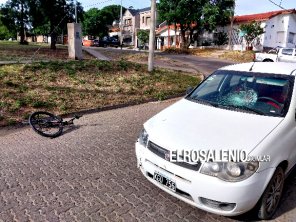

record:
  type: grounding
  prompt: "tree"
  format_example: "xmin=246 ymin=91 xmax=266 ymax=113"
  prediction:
xmin=0 ymin=19 xmax=13 ymax=39
xmin=101 ymin=5 xmax=123 ymax=21
xmin=158 ymin=0 xmax=235 ymax=48
xmin=0 ymin=0 xmax=30 ymax=44
xmin=29 ymin=0 xmax=83 ymax=49
xmin=0 ymin=0 xmax=83 ymax=48
xmin=82 ymin=5 xmax=124 ymax=38
xmin=214 ymin=32 xmax=228 ymax=46
xmin=0 ymin=13 xmax=12 ymax=39
xmin=239 ymin=22 xmax=264 ymax=50
xmin=202 ymin=0 xmax=235 ymax=30
xmin=137 ymin=29 xmax=149 ymax=48
xmin=31 ymin=0 xmax=83 ymax=49
xmin=83 ymin=8 xmax=108 ymax=37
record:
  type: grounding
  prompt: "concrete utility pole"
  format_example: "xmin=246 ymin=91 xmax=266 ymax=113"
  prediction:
xmin=120 ymin=0 xmax=123 ymax=48
xmin=148 ymin=0 xmax=156 ymax=72
xmin=228 ymin=2 xmax=236 ymax=50
xmin=75 ymin=0 xmax=78 ymax=23
xmin=228 ymin=16 xmax=234 ymax=50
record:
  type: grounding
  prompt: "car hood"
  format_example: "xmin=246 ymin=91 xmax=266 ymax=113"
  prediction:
xmin=144 ymin=99 xmax=283 ymax=154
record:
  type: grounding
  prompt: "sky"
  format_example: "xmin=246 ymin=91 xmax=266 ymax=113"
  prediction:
xmin=0 ymin=0 xmax=295 ymax=16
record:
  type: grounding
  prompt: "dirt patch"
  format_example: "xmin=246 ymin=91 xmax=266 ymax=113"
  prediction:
xmin=219 ymin=50 xmax=254 ymax=63
xmin=162 ymin=47 xmax=254 ymax=63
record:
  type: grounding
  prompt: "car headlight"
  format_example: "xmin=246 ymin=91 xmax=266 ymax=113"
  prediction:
xmin=200 ymin=161 xmax=259 ymax=182
xmin=138 ymin=128 xmax=149 ymax=147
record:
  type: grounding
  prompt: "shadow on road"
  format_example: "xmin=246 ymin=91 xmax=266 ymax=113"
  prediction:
xmin=61 ymin=125 xmax=81 ymax=136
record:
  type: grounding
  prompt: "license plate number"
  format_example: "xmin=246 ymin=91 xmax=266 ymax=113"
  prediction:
xmin=153 ymin=172 xmax=176 ymax=192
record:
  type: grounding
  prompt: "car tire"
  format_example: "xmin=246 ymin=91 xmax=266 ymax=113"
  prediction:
xmin=257 ymin=167 xmax=284 ymax=220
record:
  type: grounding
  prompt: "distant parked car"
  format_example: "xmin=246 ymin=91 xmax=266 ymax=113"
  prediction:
xmin=139 ymin=43 xmax=148 ymax=50
xmin=94 ymin=36 xmax=120 ymax=48
xmin=93 ymin=39 xmax=100 ymax=47
xmin=255 ymin=47 xmax=296 ymax=62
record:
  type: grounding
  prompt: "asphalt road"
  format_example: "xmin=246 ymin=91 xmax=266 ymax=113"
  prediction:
xmin=1 ymin=98 xmax=296 ymax=221
xmin=160 ymin=53 xmax=235 ymax=76
xmin=89 ymin=47 xmax=234 ymax=76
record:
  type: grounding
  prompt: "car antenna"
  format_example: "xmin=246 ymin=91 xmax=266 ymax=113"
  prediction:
xmin=249 ymin=61 xmax=256 ymax=72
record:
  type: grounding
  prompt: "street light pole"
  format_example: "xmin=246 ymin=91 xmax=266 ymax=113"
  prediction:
xmin=228 ymin=2 xmax=236 ymax=50
xmin=148 ymin=0 xmax=156 ymax=72
xmin=120 ymin=0 xmax=123 ymax=49
xmin=75 ymin=0 xmax=78 ymax=23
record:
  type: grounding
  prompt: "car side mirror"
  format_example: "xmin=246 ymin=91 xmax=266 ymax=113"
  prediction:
xmin=186 ymin=86 xmax=194 ymax=95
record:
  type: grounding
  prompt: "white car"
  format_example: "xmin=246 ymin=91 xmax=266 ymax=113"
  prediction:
xmin=255 ymin=47 xmax=296 ymax=63
xmin=135 ymin=62 xmax=296 ymax=220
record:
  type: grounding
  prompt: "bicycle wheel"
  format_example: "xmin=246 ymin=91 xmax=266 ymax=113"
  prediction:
xmin=29 ymin=111 xmax=63 ymax=138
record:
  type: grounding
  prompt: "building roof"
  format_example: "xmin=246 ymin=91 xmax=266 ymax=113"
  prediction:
xmin=128 ymin=8 xmax=139 ymax=16
xmin=127 ymin=7 xmax=151 ymax=16
xmin=234 ymin=8 xmax=296 ymax=23
xmin=138 ymin=7 xmax=151 ymax=13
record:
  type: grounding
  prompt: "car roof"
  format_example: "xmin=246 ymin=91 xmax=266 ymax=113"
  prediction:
xmin=219 ymin=62 xmax=296 ymax=76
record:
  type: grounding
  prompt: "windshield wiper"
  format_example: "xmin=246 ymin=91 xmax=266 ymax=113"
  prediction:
xmin=218 ymin=104 xmax=265 ymax=115
xmin=187 ymin=97 xmax=218 ymax=107
xmin=187 ymin=96 xmax=265 ymax=115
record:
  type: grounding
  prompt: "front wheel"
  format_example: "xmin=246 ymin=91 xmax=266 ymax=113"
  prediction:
xmin=257 ymin=167 xmax=284 ymax=220
xmin=29 ymin=111 xmax=63 ymax=138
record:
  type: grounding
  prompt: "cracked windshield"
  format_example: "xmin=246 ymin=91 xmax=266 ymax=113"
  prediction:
xmin=187 ymin=71 xmax=294 ymax=117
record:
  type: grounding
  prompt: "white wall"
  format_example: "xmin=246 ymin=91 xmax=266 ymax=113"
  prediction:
xmin=263 ymin=14 xmax=292 ymax=48
xmin=287 ymin=14 xmax=296 ymax=47
xmin=139 ymin=10 xmax=151 ymax=30
xmin=219 ymin=13 xmax=296 ymax=51
xmin=122 ymin=10 xmax=137 ymax=45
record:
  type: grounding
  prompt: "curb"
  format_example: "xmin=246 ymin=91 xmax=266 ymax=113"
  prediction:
xmin=0 ymin=94 xmax=185 ymax=132
xmin=60 ymin=93 xmax=184 ymax=119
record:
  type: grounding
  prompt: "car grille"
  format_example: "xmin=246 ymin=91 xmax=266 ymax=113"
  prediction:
xmin=147 ymin=141 xmax=201 ymax=171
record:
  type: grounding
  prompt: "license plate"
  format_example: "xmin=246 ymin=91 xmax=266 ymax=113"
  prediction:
xmin=153 ymin=172 xmax=176 ymax=192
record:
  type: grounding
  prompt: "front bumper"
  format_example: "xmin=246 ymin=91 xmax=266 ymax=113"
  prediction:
xmin=135 ymin=141 xmax=275 ymax=216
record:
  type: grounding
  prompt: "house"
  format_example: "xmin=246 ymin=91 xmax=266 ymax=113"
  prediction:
xmin=109 ymin=21 xmax=120 ymax=38
xmin=122 ymin=8 xmax=141 ymax=46
xmin=121 ymin=7 xmax=158 ymax=47
xmin=155 ymin=9 xmax=296 ymax=51
xmin=156 ymin=22 xmax=182 ymax=50
xmin=229 ymin=9 xmax=296 ymax=51
xmin=17 ymin=33 xmax=66 ymax=44
xmin=139 ymin=7 xmax=153 ymax=30
xmin=155 ymin=22 xmax=199 ymax=50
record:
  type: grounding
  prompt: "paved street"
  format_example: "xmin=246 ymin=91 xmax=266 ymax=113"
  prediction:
xmin=1 ymin=98 xmax=296 ymax=221
xmin=89 ymin=47 xmax=234 ymax=76
xmin=160 ymin=54 xmax=234 ymax=76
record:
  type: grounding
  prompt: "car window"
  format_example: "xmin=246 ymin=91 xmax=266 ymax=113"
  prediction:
xmin=281 ymin=49 xmax=294 ymax=56
xmin=187 ymin=70 xmax=294 ymax=117
xmin=193 ymin=74 xmax=225 ymax=97
xmin=229 ymin=75 xmax=241 ymax=87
